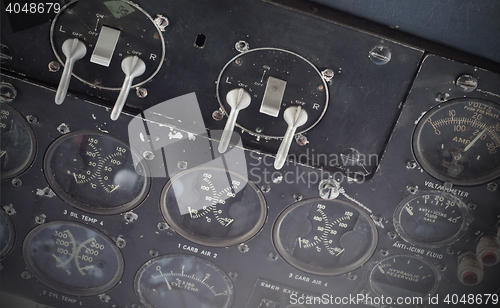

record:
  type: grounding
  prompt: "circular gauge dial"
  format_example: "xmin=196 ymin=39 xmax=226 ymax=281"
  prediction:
xmin=394 ymin=191 xmax=469 ymax=248
xmin=0 ymin=102 xmax=36 ymax=180
xmin=50 ymin=0 xmax=165 ymax=90
xmin=161 ymin=167 xmax=266 ymax=247
xmin=413 ymin=98 xmax=500 ymax=185
xmin=273 ymin=198 xmax=378 ymax=276
xmin=216 ymin=48 xmax=328 ymax=138
xmin=0 ymin=209 xmax=15 ymax=259
xmin=369 ymin=255 xmax=439 ymax=304
xmin=44 ymin=131 xmax=150 ymax=215
xmin=23 ymin=221 xmax=124 ymax=296
xmin=135 ymin=254 xmax=234 ymax=308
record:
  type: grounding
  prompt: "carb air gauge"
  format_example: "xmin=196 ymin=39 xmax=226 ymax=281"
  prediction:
xmin=23 ymin=221 xmax=124 ymax=296
xmin=413 ymin=98 xmax=500 ymax=185
xmin=160 ymin=167 xmax=267 ymax=247
xmin=273 ymin=198 xmax=377 ymax=276
xmin=134 ymin=254 xmax=234 ymax=308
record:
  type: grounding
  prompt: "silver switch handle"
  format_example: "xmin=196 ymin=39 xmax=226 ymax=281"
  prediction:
xmin=110 ymin=56 xmax=146 ymax=121
xmin=218 ymin=88 xmax=251 ymax=153
xmin=274 ymin=106 xmax=308 ymax=170
xmin=55 ymin=38 xmax=87 ymax=105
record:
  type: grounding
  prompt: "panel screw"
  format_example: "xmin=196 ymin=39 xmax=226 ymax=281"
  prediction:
xmin=48 ymin=61 xmax=60 ymax=72
xmin=406 ymin=185 xmax=418 ymax=194
xmin=406 ymin=160 xmax=417 ymax=169
xmin=157 ymin=222 xmax=169 ymax=231
xmin=35 ymin=214 xmax=46 ymax=224
xmin=99 ymin=294 xmax=111 ymax=303
xmin=154 ymin=15 xmax=169 ymax=31
xmin=0 ymin=82 xmax=17 ymax=103
xmin=11 ymin=178 xmax=22 ymax=187
xmin=234 ymin=58 xmax=242 ymax=65
xmin=212 ymin=110 xmax=224 ymax=121
xmin=136 ymin=87 xmax=148 ymax=98
xmin=436 ymin=93 xmax=449 ymax=103
xmin=293 ymin=193 xmax=303 ymax=202
xmin=21 ymin=271 xmax=32 ymax=279
xmin=149 ymin=249 xmax=159 ymax=257
xmin=388 ymin=231 xmax=397 ymax=239
xmin=255 ymin=127 xmax=263 ymax=133
xmin=348 ymin=272 xmax=357 ymax=280
xmin=228 ymin=271 xmax=238 ymax=279
xmin=380 ymin=249 xmax=389 ymax=256
xmin=269 ymin=253 xmax=279 ymax=261
xmin=467 ymin=202 xmax=477 ymax=210
xmin=57 ymin=123 xmax=70 ymax=134
xmin=487 ymin=182 xmax=498 ymax=192
xmin=319 ymin=179 xmax=340 ymax=200
xmin=143 ymin=151 xmax=155 ymax=160
xmin=321 ymin=68 xmax=334 ymax=82
xmin=369 ymin=46 xmax=391 ymax=65
xmin=296 ymin=135 xmax=308 ymax=146
xmin=437 ymin=262 xmax=447 ymax=271
xmin=261 ymin=184 xmax=271 ymax=193
xmin=235 ymin=41 xmax=249 ymax=52
xmin=26 ymin=115 xmax=38 ymax=124
xmin=116 ymin=237 xmax=126 ymax=248
xmin=446 ymin=246 xmax=455 ymax=254
xmin=177 ymin=161 xmax=188 ymax=170
xmin=456 ymin=75 xmax=478 ymax=92
xmin=238 ymin=243 xmax=249 ymax=253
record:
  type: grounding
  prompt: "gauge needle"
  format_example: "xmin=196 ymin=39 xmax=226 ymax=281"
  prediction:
xmin=164 ymin=277 xmax=173 ymax=290
xmin=298 ymin=237 xmax=302 ymax=248
xmin=0 ymin=151 xmax=6 ymax=158
xmin=109 ymin=185 xmax=120 ymax=193
xmin=464 ymin=129 xmax=486 ymax=152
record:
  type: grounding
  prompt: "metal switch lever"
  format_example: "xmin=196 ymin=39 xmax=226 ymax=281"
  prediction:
xmin=274 ymin=106 xmax=308 ymax=170
xmin=110 ymin=55 xmax=146 ymax=121
xmin=218 ymin=88 xmax=251 ymax=153
xmin=55 ymin=38 xmax=87 ymax=105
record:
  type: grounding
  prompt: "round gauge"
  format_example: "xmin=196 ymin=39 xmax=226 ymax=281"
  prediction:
xmin=216 ymin=48 xmax=328 ymax=138
xmin=0 ymin=102 xmax=36 ymax=180
xmin=50 ymin=0 xmax=165 ymax=90
xmin=394 ymin=191 xmax=470 ymax=248
xmin=0 ymin=209 xmax=15 ymax=260
xmin=134 ymin=254 xmax=234 ymax=308
xmin=44 ymin=131 xmax=150 ymax=215
xmin=273 ymin=198 xmax=378 ymax=276
xmin=22 ymin=221 xmax=124 ymax=296
xmin=413 ymin=98 xmax=500 ymax=185
xmin=160 ymin=167 xmax=266 ymax=247
xmin=368 ymin=255 xmax=439 ymax=304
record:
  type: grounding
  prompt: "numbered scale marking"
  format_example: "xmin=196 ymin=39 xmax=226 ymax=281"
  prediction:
xmin=413 ymin=98 xmax=500 ymax=185
xmin=134 ymin=254 xmax=234 ymax=308
xmin=44 ymin=131 xmax=150 ymax=215
xmin=394 ymin=191 xmax=470 ymax=248
xmin=23 ymin=221 xmax=124 ymax=296
xmin=273 ymin=198 xmax=378 ymax=276
xmin=160 ymin=167 xmax=267 ymax=247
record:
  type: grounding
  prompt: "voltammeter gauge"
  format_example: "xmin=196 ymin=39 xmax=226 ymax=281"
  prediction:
xmin=273 ymin=198 xmax=378 ymax=276
xmin=0 ymin=102 xmax=36 ymax=180
xmin=413 ymin=98 xmax=500 ymax=185
xmin=160 ymin=166 xmax=267 ymax=247
xmin=44 ymin=131 xmax=150 ymax=214
xmin=134 ymin=254 xmax=234 ymax=308
xmin=394 ymin=191 xmax=470 ymax=248
xmin=23 ymin=221 xmax=124 ymax=296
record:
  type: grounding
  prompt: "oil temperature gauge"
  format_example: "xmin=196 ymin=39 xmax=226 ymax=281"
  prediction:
xmin=273 ymin=198 xmax=378 ymax=276
xmin=160 ymin=167 xmax=267 ymax=247
xmin=23 ymin=221 xmax=124 ymax=296
xmin=394 ymin=191 xmax=470 ymax=248
xmin=413 ymin=98 xmax=500 ymax=185
xmin=0 ymin=102 xmax=36 ymax=180
xmin=44 ymin=131 xmax=150 ymax=214
xmin=134 ymin=254 xmax=234 ymax=308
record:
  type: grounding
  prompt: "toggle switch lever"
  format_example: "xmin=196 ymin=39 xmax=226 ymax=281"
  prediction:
xmin=110 ymin=55 xmax=146 ymax=121
xmin=274 ymin=106 xmax=308 ymax=170
xmin=55 ymin=38 xmax=87 ymax=105
xmin=218 ymin=88 xmax=251 ymax=153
